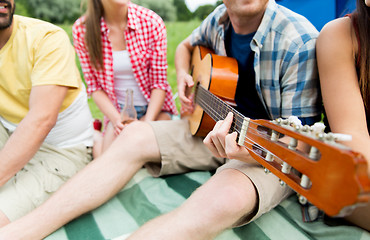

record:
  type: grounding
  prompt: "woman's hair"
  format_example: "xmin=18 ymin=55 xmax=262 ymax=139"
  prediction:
xmin=84 ymin=0 xmax=104 ymax=69
xmin=353 ymin=0 xmax=370 ymax=110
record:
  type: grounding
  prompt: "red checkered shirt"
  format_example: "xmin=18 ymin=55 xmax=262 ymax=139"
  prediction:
xmin=72 ymin=3 xmax=178 ymax=116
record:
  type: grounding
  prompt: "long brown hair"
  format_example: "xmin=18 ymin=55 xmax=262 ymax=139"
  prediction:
xmin=83 ymin=0 xmax=104 ymax=69
xmin=353 ymin=0 xmax=370 ymax=110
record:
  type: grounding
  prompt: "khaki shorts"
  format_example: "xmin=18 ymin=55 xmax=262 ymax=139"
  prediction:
xmin=0 ymin=122 xmax=92 ymax=222
xmin=147 ymin=119 xmax=293 ymax=225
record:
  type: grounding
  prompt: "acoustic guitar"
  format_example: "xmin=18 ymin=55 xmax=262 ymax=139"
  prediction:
xmin=187 ymin=45 xmax=370 ymax=217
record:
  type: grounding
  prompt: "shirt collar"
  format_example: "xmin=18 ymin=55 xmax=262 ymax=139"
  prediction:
xmin=126 ymin=2 xmax=137 ymax=31
xmin=253 ymin=0 xmax=277 ymax=48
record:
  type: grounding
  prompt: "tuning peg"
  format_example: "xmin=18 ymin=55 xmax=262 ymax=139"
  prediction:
xmin=300 ymin=175 xmax=311 ymax=189
xmin=279 ymin=179 xmax=286 ymax=186
xmin=311 ymin=122 xmax=326 ymax=134
xmin=288 ymin=116 xmax=302 ymax=127
xmin=301 ymin=125 xmax=310 ymax=132
xmin=332 ymin=133 xmax=352 ymax=142
xmin=308 ymin=146 xmax=319 ymax=160
xmin=298 ymin=194 xmax=308 ymax=205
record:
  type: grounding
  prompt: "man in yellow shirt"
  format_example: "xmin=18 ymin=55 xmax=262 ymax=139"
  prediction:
xmin=0 ymin=0 xmax=93 ymax=226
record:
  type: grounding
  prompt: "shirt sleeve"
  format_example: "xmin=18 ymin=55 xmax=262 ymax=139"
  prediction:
xmin=31 ymin=28 xmax=80 ymax=88
xmin=280 ymin=38 xmax=322 ymax=119
xmin=72 ymin=21 xmax=101 ymax=96
xmin=149 ymin=18 xmax=168 ymax=91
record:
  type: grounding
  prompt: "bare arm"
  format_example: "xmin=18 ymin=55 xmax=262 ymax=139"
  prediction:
xmin=317 ymin=18 xmax=370 ymax=175
xmin=175 ymin=36 xmax=196 ymax=113
xmin=0 ymin=85 xmax=68 ymax=186
xmin=142 ymin=88 xmax=166 ymax=121
xmin=92 ymin=90 xmax=124 ymax=133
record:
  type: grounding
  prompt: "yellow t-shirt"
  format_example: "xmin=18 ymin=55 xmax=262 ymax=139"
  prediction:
xmin=0 ymin=15 xmax=81 ymax=124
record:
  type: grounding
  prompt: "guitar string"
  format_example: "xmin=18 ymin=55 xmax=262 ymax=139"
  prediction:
xmin=197 ymin=96 xmax=278 ymax=154
xmin=196 ymin=85 xmax=261 ymax=130
xmin=196 ymin=85 xmax=272 ymax=136
xmin=195 ymin=87 xmax=274 ymax=142
xmin=196 ymin=95 xmax=306 ymax=176
xmin=196 ymin=94 xmax=315 ymax=170
xmin=195 ymin=88 xmax=283 ymax=158
xmin=194 ymin=85 xmax=307 ymax=162
xmin=195 ymin=85 xmax=310 ymax=185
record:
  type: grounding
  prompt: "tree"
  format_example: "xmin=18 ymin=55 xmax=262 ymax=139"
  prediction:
xmin=14 ymin=0 xmax=30 ymax=17
xmin=23 ymin=0 xmax=82 ymax=24
xmin=173 ymin=0 xmax=192 ymax=21
xmin=216 ymin=0 xmax=223 ymax=6
xmin=193 ymin=4 xmax=216 ymax=21
xmin=133 ymin=0 xmax=177 ymax=22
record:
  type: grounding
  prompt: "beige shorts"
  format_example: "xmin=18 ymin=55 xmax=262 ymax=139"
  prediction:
xmin=0 ymin=122 xmax=92 ymax=222
xmin=147 ymin=119 xmax=293 ymax=225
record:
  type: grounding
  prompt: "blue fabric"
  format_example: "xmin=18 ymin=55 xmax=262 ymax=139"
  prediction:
xmin=118 ymin=104 xmax=148 ymax=119
xmin=225 ymin=26 xmax=269 ymax=120
xmin=276 ymin=0 xmax=356 ymax=31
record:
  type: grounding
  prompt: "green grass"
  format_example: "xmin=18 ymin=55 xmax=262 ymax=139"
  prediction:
xmin=59 ymin=21 xmax=201 ymax=120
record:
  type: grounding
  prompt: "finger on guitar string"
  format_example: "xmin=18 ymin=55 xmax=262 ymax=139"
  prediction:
xmin=204 ymin=120 xmax=227 ymax=157
xmin=224 ymin=132 xmax=255 ymax=163
xmin=215 ymin=112 xmax=234 ymax=139
xmin=177 ymin=72 xmax=194 ymax=105
xmin=204 ymin=112 xmax=235 ymax=158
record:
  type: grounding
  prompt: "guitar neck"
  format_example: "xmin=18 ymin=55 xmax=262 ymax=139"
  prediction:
xmin=195 ymin=84 xmax=245 ymax=135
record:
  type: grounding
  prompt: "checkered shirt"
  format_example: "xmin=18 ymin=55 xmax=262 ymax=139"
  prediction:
xmin=72 ymin=3 xmax=178 ymax=115
xmin=190 ymin=0 xmax=321 ymax=121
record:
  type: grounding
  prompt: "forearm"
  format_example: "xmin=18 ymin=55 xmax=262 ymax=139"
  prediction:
xmin=92 ymin=90 xmax=120 ymax=122
xmin=340 ymin=132 xmax=370 ymax=175
xmin=0 ymin=113 xmax=55 ymax=186
xmin=175 ymin=37 xmax=193 ymax=82
xmin=144 ymin=89 xmax=166 ymax=121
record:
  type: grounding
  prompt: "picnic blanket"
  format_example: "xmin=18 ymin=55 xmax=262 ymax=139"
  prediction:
xmin=45 ymin=168 xmax=370 ymax=240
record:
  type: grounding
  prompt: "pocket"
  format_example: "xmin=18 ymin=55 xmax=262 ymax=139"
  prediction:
xmin=37 ymin=143 xmax=90 ymax=179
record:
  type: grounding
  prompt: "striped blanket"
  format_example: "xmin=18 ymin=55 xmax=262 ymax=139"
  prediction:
xmin=45 ymin=169 xmax=369 ymax=240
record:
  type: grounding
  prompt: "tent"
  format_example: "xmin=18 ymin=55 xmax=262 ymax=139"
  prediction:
xmin=277 ymin=0 xmax=356 ymax=30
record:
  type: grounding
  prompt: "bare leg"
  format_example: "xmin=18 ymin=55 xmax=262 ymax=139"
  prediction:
xmin=92 ymin=130 xmax=103 ymax=158
xmin=101 ymin=122 xmax=117 ymax=153
xmin=0 ymin=212 xmax=10 ymax=228
xmin=156 ymin=112 xmax=172 ymax=121
xmin=128 ymin=168 xmax=258 ymax=240
xmin=140 ymin=111 xmax=172 ymax=121
xmin=345 ymin=202 xmax=370 ymax=231
xmin=0 ymin=121 xmax=161 ymax=239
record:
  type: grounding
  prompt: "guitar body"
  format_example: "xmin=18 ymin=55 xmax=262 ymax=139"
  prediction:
xmin=189 ymin=46 xmax=239 ymax=137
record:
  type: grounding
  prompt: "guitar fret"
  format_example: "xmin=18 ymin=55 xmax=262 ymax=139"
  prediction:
xmin=195 ymin=85 xmax=244 ymax=134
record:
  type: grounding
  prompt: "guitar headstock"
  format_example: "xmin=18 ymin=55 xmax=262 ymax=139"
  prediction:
xmin=241 ymin=117 xmax=370 ymax=216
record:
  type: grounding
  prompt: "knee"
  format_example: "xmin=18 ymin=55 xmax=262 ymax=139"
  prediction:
xmin=112 ymin=121 xmax=159 ymax=164
xmin=216 ymin=185 xmax=256 ymax=218
xmin=202 ymin=170 xmax=258 ymax=220
xmin=117 ymin=121 xmax=152 ymax=144
xmin=0 ymin=211 xmax=10 ymax=228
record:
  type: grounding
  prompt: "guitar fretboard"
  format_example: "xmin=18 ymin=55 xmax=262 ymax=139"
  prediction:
xmin=195 ymin=84 xmax=246 ymax=135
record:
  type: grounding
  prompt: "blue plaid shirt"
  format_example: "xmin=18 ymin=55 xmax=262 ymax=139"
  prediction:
xmin=190 ymin=0 xmax=321 ymax=123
